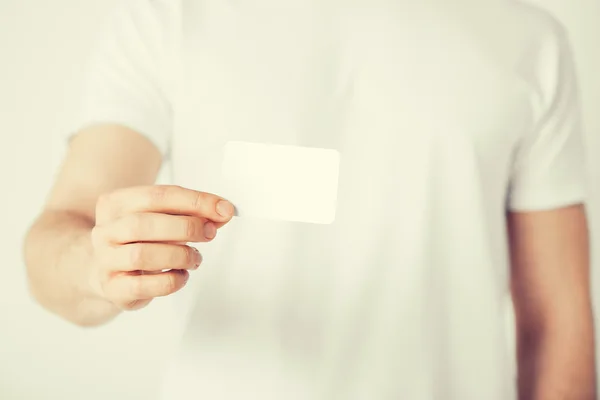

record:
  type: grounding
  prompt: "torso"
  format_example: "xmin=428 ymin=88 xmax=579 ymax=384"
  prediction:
xmin=159 ymin=1 xmax=563 ymax=398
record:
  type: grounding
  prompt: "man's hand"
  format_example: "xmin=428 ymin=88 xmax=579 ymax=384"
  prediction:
xmin=88 ymin=185 xmax=235 ymax=311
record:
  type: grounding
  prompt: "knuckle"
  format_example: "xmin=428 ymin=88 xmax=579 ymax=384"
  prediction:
xmin=170 ymin=246 xmax=190 ymax=268
xmin=163 ymin=273 xmax=177 ymax=295
xmin=130 ymin=276 xmax=146 ymax=299
xmin=147 ymin=185 xmax=181 ymax=208
xmin=95 ymin=192 xmax=112 ymax=213
xmin=93 ymin=250 xmax=112 ymax=277
xmin=146 ymin=185 xmax=169 ymax=205
xmin=183 ymin=246 xmax=195 ymax=266
xmin=96 ymin=273 xmax=112 ymax=298
xmin=90 ymin=226 xmax=105 ymax=247
xmin=95 ymin=193 xmax=114 ymax=222
xmin=126 ymin=214 xmax=146 ymax=239
xmin=184 ymin=217 xmax=199 ymax=239
xmin=192 ymin=191 xmax=206 ymax=210
xmin=129 ymin=244 xmax=146 ymax=269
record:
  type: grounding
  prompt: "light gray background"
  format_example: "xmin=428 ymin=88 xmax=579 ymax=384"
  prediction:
xmin=0 ymin=1 xmax=598 ymax=399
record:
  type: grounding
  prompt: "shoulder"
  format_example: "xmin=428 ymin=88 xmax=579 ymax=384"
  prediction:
xmin=470 ymin=1 xmax=576 ymax=107
xmin=503 ymin=2 xmax=576 ymax=105
xmin=506 ymin=1 xmax=570 ymax=50
xmin=466 ymin=0 xmax=571 ymax=56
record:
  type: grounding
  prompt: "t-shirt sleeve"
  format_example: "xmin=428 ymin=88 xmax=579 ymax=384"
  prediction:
xmin=507 ymin=25 xmax=587 ymax=211
xmin=68 ymin=0 xmax=176 ymax=156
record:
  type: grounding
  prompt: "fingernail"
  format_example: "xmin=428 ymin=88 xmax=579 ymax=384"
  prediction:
xmin=216 ymin=200 xmax=234 ymax=217
xmin=193 ymin=248 xmax=203 ymax=268
xmin=203 ymin=222 xmax=217 ymax=240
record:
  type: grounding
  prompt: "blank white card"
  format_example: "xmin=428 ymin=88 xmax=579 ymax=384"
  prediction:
xmin=220 ymin=141 xmax=340 ymax=224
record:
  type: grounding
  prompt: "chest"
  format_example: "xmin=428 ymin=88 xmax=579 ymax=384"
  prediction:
xmin=171 ymin=1 xmax=535 ymax=204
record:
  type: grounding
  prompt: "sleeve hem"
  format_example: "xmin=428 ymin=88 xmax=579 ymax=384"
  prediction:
xmin=507 ymin=184 xmax=586 ymax=212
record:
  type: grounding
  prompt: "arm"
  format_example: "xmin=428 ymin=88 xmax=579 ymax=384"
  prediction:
xmin=23 ymin=0 xmax=183 ymax=326
xmin=24 ymin=124 xmax=234 ymax=327
xmin=508 ymin=204 xmax=596 ymax=400
xmin=23 ymin=126 xmax=163 ymax=326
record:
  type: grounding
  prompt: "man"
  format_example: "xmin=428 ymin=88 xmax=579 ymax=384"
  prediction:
xmin=23 ymin=0 xmax=596 ymax=399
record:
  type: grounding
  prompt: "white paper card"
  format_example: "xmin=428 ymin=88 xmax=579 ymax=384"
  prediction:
xmin=220 ymin=141 xmax=340 ymax=224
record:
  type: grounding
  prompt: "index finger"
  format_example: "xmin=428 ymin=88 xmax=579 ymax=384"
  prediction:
xmin=100 ymin=185 xmax=235 ymax=224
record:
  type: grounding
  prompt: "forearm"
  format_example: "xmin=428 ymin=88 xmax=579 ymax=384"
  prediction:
xmin=23 ymin=210 xmax=120 ymax=327
xmin=516 ymin=301 xmax=596 ymax=400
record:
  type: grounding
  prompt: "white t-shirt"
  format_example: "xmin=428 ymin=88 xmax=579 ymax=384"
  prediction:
xmin=74 ymin=0 xmax=587 ymax=399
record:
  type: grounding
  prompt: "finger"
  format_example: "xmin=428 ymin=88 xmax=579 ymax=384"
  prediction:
xmin=121 ymin=299 xmax=153 ymax=311
xmin=106 ymin=269 xmax=190 ymax=307
xmin=98 ymin=185 xmax=235 ymax=224
xmin=100 ymin=213 xmax=218 ymax=244
xmin=107 ymin=243 xmax=202 ymax=272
